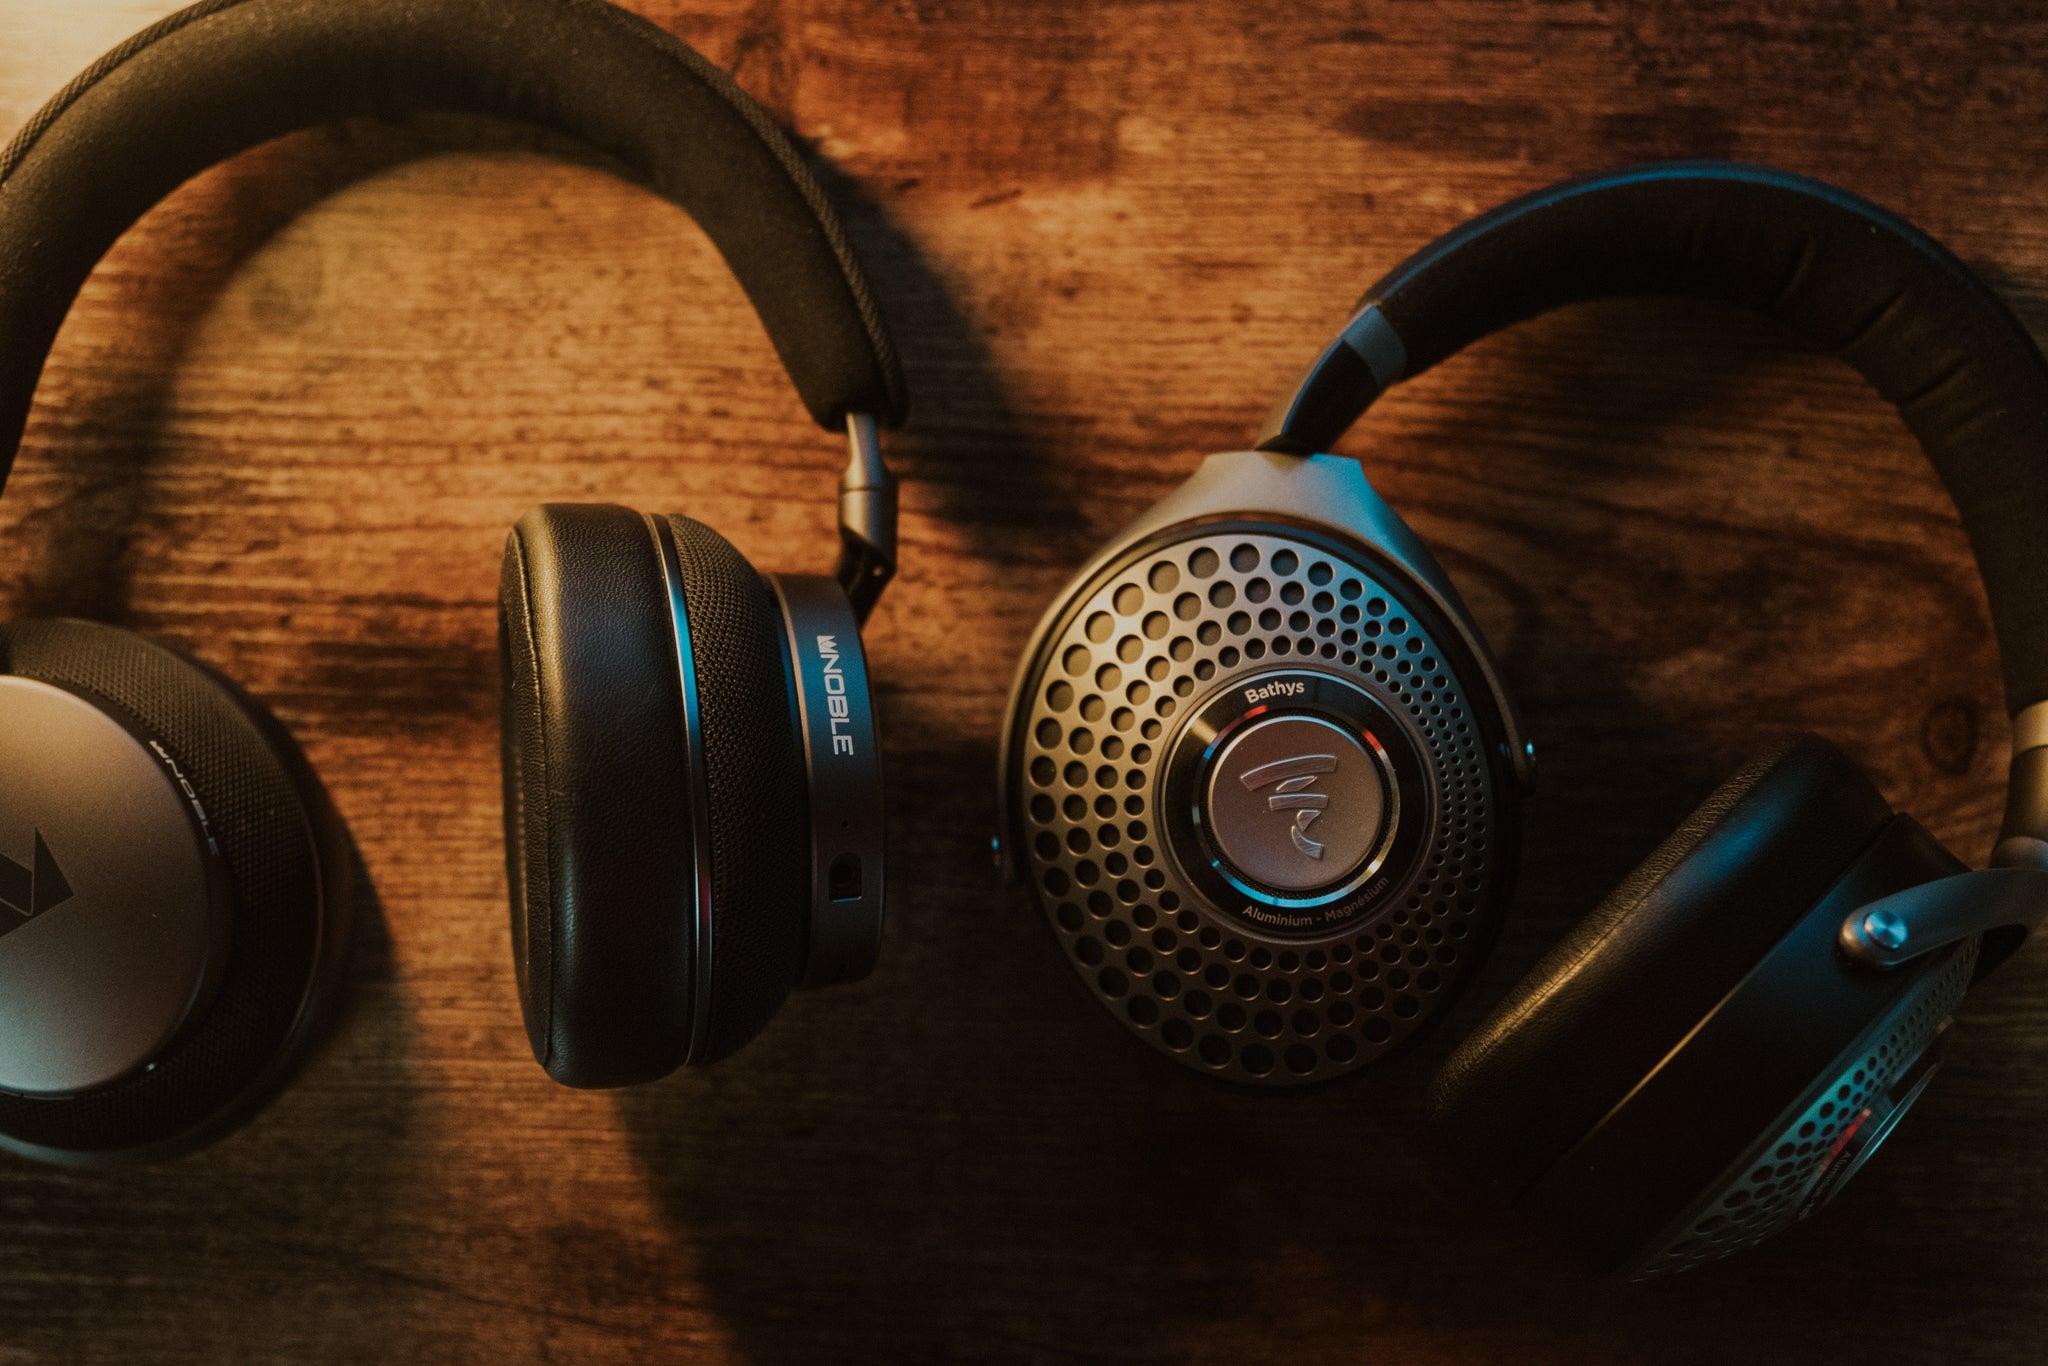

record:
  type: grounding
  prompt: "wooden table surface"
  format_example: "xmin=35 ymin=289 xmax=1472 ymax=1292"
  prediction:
xmin=4 ymin=1 xmax=2047 ymax=1362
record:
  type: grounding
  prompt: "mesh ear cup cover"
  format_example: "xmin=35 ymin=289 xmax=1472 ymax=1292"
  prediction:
xmin=0 ymin=619 xmax=337 ymax=1157
xmin=662 ymin=514 xmax=809 ymax=1065
xmin=1428 ymin=734 xmax=1896 ymax=1202
xmin=499 ymin=506 xmax=809 ymax=1085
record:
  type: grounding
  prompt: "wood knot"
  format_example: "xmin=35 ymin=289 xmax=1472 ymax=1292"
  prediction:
xmin=1922 ymin=696 xmax=1981 ymax=776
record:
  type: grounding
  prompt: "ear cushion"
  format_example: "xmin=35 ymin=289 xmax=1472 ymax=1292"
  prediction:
xmin=1428 ymin=734 xmax=1894 ymax=1203
xmin=662 ymin=514 xmax=809 ymax=1065
xmin=0 ymin=618 xmax=343 ymax=1158
xmin=500 ymin=503 xmax=700 ymax=1087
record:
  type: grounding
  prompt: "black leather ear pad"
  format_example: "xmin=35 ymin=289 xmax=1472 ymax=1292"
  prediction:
xmin=1428 ymin=734 xmax=1895 ymax=1203
xmin=0 ymin=618 xmax=345 ymax=1160
xmin=500 ymin=504 xmax=698 ymax=1088
xmin=662 ymin=514 xmax=809 ymax=1065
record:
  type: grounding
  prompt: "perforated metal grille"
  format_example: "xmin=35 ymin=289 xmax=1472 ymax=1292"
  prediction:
xmin=1019 ymin=529 xmax=1503 ymax=1084
xmin=1634 ymin=938 xmax=1978 ymax=1279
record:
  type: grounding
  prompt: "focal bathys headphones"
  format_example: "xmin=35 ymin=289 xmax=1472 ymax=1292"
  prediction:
xmin=0 ymin=0 xmax=900 ymax=1164
xmin=999 ymin=164 xmax=2048 ymax=1276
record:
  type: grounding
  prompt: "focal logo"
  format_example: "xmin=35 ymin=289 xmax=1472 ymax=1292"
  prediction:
xmin=1239 ymin=754 xmax=1338 ymax=859
xmin=1202 ymin=709 xmax=1391 ymax=898
xmin=0 ymin=828 xmax=75 ymax=938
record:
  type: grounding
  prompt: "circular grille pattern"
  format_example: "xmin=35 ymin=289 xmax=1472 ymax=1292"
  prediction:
xmin=1018 ymin=527 xmax=1506 ymax=1084
xmin=1634 ymin=937 xmax=1979 ymax=1279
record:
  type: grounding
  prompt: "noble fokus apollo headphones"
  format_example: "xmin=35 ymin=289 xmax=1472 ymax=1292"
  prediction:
xmin=998 ymin=163 xmax=2048 ymax=1277
xmin=0 ymin=0 xmax=901 ymax=1165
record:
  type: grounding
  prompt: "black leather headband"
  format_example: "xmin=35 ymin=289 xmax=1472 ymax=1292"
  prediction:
xmin=0 ymin=0 xmax=908 ymax=489
xmin=1259 ymin=162 xmax=2048 ymax=716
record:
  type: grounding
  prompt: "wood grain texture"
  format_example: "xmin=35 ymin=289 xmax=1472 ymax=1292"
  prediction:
xmin=3 ymin=1 xmax=2048 ymax=1362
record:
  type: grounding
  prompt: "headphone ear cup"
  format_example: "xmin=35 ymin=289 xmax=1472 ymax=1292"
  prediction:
xmin=498 ymin=506 xmax=810 ymax=1087
xmin=1427 ymin=734 xmax=1894 ymax=1205
xmin=0 ymin=618 xmax=348 ymax=1163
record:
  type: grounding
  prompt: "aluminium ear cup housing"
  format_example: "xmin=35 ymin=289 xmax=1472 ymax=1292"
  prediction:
xmin=0 ymin=620 xmax=351 ymax=1167
xmin=999 ymin=450 xmax=1531 ymax=1083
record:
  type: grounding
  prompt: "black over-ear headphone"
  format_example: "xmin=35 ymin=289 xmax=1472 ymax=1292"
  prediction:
xmin=999 ymin=163 xmax=2048 ymax=1276
xmin=0 ymin=0 xmax=902 ymax=1165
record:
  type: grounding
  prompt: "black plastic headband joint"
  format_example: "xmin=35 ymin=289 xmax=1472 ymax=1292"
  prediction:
xmin=1254 ymin=305 xmax=1408 ymax=455
xmin=834 ymin=412 xmax=895 ymax=622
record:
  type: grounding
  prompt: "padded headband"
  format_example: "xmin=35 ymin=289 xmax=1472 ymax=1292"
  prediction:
xmin=1258 ymin=162 xmax=2048 ymax=716
xmin=0 ymin=0 xmax=908 ymax=492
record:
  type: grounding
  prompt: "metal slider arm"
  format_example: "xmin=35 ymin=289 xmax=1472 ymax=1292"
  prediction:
xmin=1838 ymin=867 xmax=2048 ymax=978
xmin=834 ymin=412 xmax=897 ymax=623
xmin=1844 ymin=703 xmax=2048 ymax=977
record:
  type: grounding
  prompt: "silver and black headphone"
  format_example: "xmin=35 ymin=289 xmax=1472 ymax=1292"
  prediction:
xmin=0 ymin=0 xmax=900 ymax=1163
xmin=999 ymin=163 xmax=2048 ymax=1276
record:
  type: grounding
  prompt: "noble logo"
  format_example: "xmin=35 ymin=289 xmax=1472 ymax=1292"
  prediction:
xmin=1240 ymin=754 xmax=1339 ymax=859
xmin=0 ymin=828 xmax=75 ymax=937
xmin=817 ymin=634 xmax=855 ymax=757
